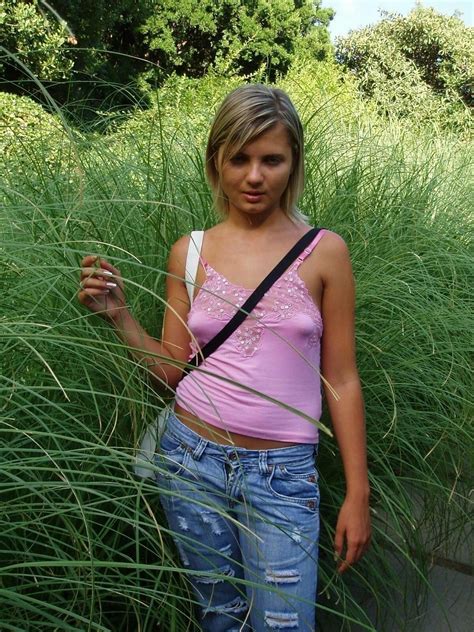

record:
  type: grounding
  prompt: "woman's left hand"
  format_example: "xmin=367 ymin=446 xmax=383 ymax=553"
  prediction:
xmin=334 ymin=494 xmax=371 ymax=574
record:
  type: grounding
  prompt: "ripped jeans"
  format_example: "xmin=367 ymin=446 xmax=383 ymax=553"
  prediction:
xmin=154 ymin=411 xmax=320 ymax=631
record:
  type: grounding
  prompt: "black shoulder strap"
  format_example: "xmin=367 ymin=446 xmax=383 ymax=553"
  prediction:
xmin=184 ymin=227 xmax=321 ymax=373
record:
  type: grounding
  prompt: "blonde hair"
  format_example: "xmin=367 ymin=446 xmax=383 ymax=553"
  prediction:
xmin=206 ymin=84 xmax=307 ymax=223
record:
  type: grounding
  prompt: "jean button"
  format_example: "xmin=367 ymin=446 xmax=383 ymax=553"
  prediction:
xmin=229 ymin=452 xmax=237 ymax=460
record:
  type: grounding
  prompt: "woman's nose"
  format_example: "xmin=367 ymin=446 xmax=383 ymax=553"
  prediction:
xmin=246 ymin=162 xmax=263 ymax=184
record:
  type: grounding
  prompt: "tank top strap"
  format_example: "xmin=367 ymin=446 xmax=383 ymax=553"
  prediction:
xmin=293 ymin=229 xmax=327 ymax=270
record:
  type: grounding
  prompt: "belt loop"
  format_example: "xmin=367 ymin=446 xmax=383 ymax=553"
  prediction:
xmin=191 ymin=438 xmax=208 ymax=461
xmin=258 ymin=451 xmax=269 ymax=475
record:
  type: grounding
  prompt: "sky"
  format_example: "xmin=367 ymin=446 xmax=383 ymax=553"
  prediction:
xmin=324 ymin=0 xmax=473 ymax=39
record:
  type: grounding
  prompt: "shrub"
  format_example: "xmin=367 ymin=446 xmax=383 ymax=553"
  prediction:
xmin=0 ymin=0 xmax=73 ymax=81
xmin=335 ymin=6 xmax=474 ymax=132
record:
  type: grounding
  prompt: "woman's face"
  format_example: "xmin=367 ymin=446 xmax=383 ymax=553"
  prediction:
xmin=219 ymin=122 xmax=293 ymax=218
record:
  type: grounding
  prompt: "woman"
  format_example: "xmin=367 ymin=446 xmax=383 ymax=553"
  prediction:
xmin=78 ymin=84 xmax=371 ymax=631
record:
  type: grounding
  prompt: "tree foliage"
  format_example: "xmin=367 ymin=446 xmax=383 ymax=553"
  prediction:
xmin=0 ymin=0 xmax=73 ymax=81
xmin=1 ymin=0 xmax=333 ymax=111
xmin=137 ymin=0 xmax=333 ymax=81
xmin=48 ymin=0 xmax=152 ymax=89
xmin=335 ymin=5 xmax=473 ymax=128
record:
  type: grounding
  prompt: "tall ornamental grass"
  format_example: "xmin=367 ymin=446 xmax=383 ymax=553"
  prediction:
xmin=1 ymin=69 xmax=472 ymax=631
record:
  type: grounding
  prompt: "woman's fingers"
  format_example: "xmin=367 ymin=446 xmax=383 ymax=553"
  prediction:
xmin=80 ymin=277 xmax=117 ymax=290
xmin=80 ymin=257 xmax=124 ymax=290
xmin=78 ymin=256 xmax=126 ymax=317
xmin=77 ymin=288 xmax=109 ymax=309
xmin=99 ymin=258 xmax=121 ymax=277
xmin=336 ymin=535 xmax=371 ymax=574
xmin=80 ymin=255 xmax=120 ymax=276
xmin=333 ymin=525 xmax=344 ymax=561
xmin=78 ymin=287 xmax=109 ymax=300
xmin=83 ymin=256 xmax=120 ymax=275
xmin=80 ymin=266 xmax=114 ymax=280
xmin=80 ymin=255 xmax=99 ymax=267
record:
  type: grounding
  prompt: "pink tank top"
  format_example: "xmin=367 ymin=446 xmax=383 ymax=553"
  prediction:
xmin=174 ymin=230 xmax=327 ymax=443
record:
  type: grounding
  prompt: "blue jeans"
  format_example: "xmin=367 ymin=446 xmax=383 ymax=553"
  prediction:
xmin=154 ymin=411 xmax=320 ymax=631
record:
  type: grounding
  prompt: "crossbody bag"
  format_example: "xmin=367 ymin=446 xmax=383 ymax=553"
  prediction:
xmin=134 ymin=227 xmax=321 ymax=478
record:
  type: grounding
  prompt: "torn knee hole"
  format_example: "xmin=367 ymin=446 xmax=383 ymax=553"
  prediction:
xmin=218 ymin=543 xmax=233 ymax=556
xmin=265 ymin=569 xmax=300 ymax=584
xmin=264 ymin=611 xmax=299 ymax=629
xmin=203 ymin=595 xmax=248 ymax=616
xmin=177 ymin=515 xmax=189 ymax=531
xmin=200 ymin=510 xmax=224 ymax=535
xmin=195 ymin=564 xmax=235 ymax=584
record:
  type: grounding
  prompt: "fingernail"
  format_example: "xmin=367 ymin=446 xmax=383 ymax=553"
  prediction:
xmin=106 ymin=282 xmax=117 ymax=288
xmin=102 ymin=270 xmax=113 ymax=276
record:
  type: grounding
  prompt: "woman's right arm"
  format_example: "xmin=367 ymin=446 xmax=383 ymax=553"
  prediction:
xmin=78 ymin=236 xmax=193 ymax=391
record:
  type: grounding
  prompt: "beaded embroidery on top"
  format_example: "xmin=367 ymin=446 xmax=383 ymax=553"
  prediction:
xmin=190 ymin=246 xmax=323 ymax=358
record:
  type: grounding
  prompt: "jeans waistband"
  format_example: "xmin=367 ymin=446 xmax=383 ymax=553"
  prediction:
xmin=165 ymin=410 xmax=318 ymax=465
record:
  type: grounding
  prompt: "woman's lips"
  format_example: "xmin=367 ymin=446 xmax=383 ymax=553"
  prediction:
xmin=242 ymin=191 xmax=264 ymax=202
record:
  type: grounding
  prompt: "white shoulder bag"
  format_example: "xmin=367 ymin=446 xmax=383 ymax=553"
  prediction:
xmin=134 ymin=230 xmax=204 ymax=479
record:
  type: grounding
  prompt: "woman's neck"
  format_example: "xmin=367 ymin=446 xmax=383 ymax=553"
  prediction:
xmin=224 ymin=208 xmax=297 ymax=234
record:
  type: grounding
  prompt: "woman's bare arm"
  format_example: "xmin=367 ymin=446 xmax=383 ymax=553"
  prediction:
xmin=78 ymin=236 xmax=193 ymax=391
xmin=319 ymin=232 xmax=371 ymax=574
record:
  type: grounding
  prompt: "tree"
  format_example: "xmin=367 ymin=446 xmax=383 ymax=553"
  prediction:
xmin=0 ymin=0 xmax=73 ymax=82
xmin=47 ymin=1 xmax=151 ymax=85
xmin=335 ymin=5 xmax=473 ymax=127
xmin=138 ymin=0 xmax=333 ymax=81
xmin=1 ymin=1 xmax=334 ymax=115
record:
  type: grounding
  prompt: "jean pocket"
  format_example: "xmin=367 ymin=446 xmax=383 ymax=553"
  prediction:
xmin=279 ymin=462 xmax=319 ymax=481
xmin=265 ymin=463 xmax=320 ymax=508
xmin=159 ymin=430 xmax=186 ymax=455
xmin=156 ymin=431 xmax=189 ymax=479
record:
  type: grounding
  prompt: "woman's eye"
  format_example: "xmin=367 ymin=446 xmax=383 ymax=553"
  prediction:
xmin=266 ymin=156 xmax=282 ymax=165
xmin=230 ymin=155 xmax=246 ymax=165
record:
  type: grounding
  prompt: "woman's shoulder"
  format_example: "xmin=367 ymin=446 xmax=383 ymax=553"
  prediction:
xmin=318 ymin=229 xmax=349 ymax=257
xmin=168 ymin=227 xmax=216 ymax=272
xmin=314 ymin=230 xmax=353 ymax=286
xmin=169 ymin=234 xmax=189 ymax=263
xmin=170 ymin=225 xmax=223 ymax=258
xmin=309 ymin=229 xmax=352 ymax=281
xmin=167 ymin=233 xmax=197 ymax=277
